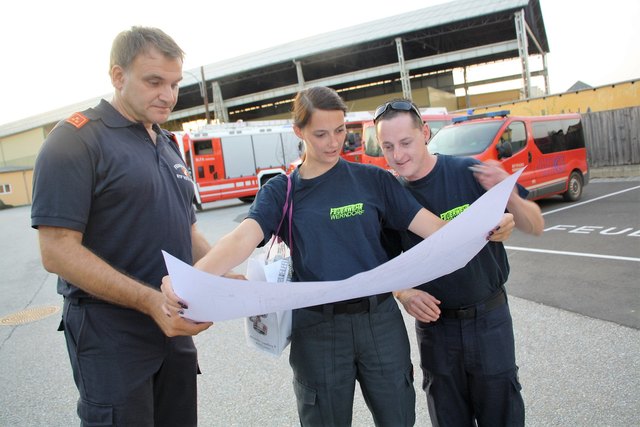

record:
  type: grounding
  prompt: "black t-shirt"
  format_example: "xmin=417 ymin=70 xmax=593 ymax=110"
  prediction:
xmin=390 ymin=154 xmax=513 ymax=308
xmin=31 ymin=100 xmax=196 ymax=298
xmin=248 ymin=159 xmax=422 ymax=282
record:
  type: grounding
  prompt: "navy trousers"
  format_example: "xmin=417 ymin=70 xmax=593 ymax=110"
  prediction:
xmin=289 ymin=295 xmax=416 ymax=427
xmin=416 ymin=301 xmax=525 ymax=427
xmin=62 ymin=298 xmax=199 ymax=426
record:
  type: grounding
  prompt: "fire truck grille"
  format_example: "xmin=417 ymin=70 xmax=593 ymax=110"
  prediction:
xmin=0 ymin=305 xmax=60 ymax=326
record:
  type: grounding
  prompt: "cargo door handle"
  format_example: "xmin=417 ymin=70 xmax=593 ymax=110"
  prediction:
xmin=528 ymin=151 xmax=532 ymax=163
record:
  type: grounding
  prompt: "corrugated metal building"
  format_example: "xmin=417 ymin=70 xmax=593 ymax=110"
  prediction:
xmin=1 ymin=0 xmax=552 ymax=205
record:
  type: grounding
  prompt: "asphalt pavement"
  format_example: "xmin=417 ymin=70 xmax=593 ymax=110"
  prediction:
xmin=0 ymin=167 xmax=638 ymax=426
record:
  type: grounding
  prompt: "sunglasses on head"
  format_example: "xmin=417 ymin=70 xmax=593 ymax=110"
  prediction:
xmin=373 ymin=101 xmax=422 ymax=123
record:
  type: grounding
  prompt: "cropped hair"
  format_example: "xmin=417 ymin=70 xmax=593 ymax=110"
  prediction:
xmin=110 ymin=26 xmax=184 ymax=71
xmin=292 ymin=86 xmax=347 ymax=129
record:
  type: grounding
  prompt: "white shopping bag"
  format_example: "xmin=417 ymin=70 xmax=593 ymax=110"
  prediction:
xmin=244 ymin=238 xmax=292 ymax=356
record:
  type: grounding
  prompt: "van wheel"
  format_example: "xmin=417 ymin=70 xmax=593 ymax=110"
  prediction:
xmin=238 ymin=196 xmax=255 ymax=204
xmin=562 ymin=171 xmax=583 ymax=202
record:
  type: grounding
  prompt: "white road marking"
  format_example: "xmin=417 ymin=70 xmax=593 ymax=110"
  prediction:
xmin=505 ymin=246 xmax=640 ymax=262
xmin=542 ymin=185 xmax=640 ymax=216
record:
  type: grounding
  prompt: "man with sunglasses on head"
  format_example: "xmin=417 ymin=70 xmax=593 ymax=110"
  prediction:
xmin=374 ymin=99 xmax=544 ymax=427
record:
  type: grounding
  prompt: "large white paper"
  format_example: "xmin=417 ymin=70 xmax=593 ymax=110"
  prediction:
xmin=163 ymin=169 xmax=523 ymax=322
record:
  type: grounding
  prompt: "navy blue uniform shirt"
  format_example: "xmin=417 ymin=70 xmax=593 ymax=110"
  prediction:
xmin=248 ymin=159 xmax=422 ymax=282
xmin=386 ymin=154 xmax=527 ymax=307
xmin=31 ymin=99 xmax=196 ymax=298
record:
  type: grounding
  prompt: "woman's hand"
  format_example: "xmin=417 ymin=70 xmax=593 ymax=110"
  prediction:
xmin=487 ymin=213 xmax=514 ymax=242
xmin=158 ymin=275 xmax=213 ymax=337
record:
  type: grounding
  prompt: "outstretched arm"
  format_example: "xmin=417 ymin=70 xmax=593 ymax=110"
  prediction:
xmin=194 ymin=218 xmax=265 ymax=274
xmin=161 ymin=218 xmax=265 ymax=329
xmin=407 ymin=208 xmax=446 ymax=238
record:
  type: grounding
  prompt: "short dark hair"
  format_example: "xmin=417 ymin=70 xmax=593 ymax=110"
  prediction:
xmin=110 ymin=26 xmax=184 ymax=72
xmin=292 ymin=86 xmax=347 ymax=129
xmin=374 ymin=98 xmax=424 ymax=130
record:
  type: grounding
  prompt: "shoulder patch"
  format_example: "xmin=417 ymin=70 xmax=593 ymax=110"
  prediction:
xmin=66 ymin=112 xmax=90 ymax=129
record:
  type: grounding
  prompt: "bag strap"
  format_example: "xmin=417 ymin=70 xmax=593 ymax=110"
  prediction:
xmin=268 ymin=174 xmax=293 ymax=253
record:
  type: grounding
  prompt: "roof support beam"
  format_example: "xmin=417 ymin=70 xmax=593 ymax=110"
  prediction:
xmin=395 ymin=37 xmax=413 ymax=100
xmin=522 ymin=11 xmax=550 ymax=95
xmin=294 ymin=60 xmax=305 ymax=92
xmin=211 ymin=81 xmax=228 ymax=123
xmin=515 ymin=10 xmax=532 ymax=98
xmin=170 ymin=40 xmax=522 ymax=119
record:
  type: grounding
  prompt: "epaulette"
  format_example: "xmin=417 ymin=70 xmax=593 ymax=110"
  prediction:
xmin=65 ymin=112 xmax=90 ymax=129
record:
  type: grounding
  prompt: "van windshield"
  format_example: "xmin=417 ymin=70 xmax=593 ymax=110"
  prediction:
xmin=425 ymin=120 xmax=450 ymax=137
xmin=428 ymin=121 xmax=503 ymax=156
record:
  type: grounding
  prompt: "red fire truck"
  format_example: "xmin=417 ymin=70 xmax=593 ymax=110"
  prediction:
xmin=341 ymin=111 xmax=374 ymax=163
xmin=176 ymin=121 xmax=301 ymax=210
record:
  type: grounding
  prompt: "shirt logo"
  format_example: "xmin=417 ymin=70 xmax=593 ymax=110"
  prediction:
xmin=329 ymin=203 xmax=364 ymax=220
xmin=173 ymin=163 xmax=193 ymax=183
xmin=440 ymin=204 xmax=469 ymax=221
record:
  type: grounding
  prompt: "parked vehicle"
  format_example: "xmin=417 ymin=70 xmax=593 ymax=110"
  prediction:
xmin=428 ymin=110 xmax=589 ymax=201
xmin=175 ymin=121 xmax=300 ymax=209
xmin=340 ymin=111 xmax=373 ymax=163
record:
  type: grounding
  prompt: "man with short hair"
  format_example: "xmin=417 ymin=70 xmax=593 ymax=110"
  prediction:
xmin=374 ymin=99 xmax=544 ymax=427
xmin=31 ymin=27 xmax=211 ymax=425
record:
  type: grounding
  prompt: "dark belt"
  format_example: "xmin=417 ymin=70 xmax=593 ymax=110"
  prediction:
xmin=305 ymin=293 xmax=392 ymax=315
xmin=440 ymin=289 xmax=507 ymax=320
xmin=65 ymin=296 xmax=108 ymax=306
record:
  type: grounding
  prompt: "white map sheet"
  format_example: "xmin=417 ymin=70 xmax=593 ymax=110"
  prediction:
xmin=163 ymin=168 xmax=523 ymax=322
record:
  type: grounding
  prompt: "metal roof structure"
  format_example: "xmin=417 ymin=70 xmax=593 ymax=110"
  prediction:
xmin=1 ymin=0 xmax=548 ymax=137
xmin=175 ymin=0 xmax=548 ymax=122
xmin=191 ymin=0 xmax=545 ymax=81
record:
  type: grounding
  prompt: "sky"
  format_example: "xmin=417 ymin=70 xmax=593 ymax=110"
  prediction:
xmin=1 ymin=0 xmax=638 ymax=126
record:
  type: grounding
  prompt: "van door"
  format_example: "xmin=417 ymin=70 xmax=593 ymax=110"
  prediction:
xmin=495 ymin=121 xmax=536 ymax=189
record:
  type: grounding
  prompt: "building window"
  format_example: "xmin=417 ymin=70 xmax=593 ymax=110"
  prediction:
xmin=0 ymin=184 xmax=11 ymax=194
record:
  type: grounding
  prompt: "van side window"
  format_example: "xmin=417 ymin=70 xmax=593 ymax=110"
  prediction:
xmin=533 ymin=118 xmax=585 ymax=154
xmin=501 ymin=122 xmax=526 ymax=153
xmin=564 ymin=118 xmax=586 ymax=150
